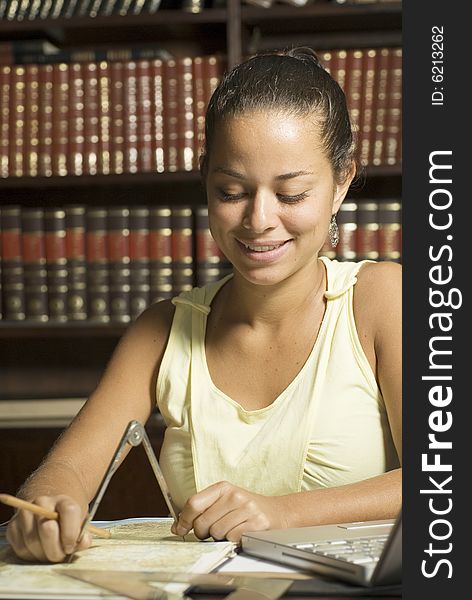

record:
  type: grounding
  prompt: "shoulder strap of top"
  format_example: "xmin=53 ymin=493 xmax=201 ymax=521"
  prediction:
xmin=171 ymin=273 xmax=233 ymax=315
xmin=320 ymin=257 xmax=375 ymax=300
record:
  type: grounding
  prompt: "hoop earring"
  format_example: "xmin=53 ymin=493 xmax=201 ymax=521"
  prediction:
xmin=328 ymin=214 xmax=339 ymax=248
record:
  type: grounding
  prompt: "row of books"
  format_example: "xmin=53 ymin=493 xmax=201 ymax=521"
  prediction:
xmin=0 ymin=200 xmax=400 ymax=324
xmin=0 ymin=46 xmax=401 ymax=179
xmin=0 ymin=54 xmax=224 ymax=177
xmin=320 ymin=200 xmax=401 ymax=262
xmin=0 ymin=0 xmax=164 ymax=21
xmin=319 ymin=47 xmax=402 ymax=167
xmin=0 ymin=204 xmax=232 ymax=324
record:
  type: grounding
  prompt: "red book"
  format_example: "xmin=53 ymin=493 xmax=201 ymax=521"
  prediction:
xmin=378 ymin=201 xmax=402 ymax=263
xmin=176 ymin=56 xmax=194 ymax=172
xmin=123 ymin=61 xmax=139 ymax=174
xmin=24 ymin=64 xmax=40 ymax=177
xmin=149 ymin=206 xmax=172 ymax=303
xmin=136 ymin=60 xmax=153 ymax=173
xmin=65 ymin=204 xmax=87 ymax=320
xmin=97 ymin=60 xmax=111 ymax=176
xmin=86 ymin=207 xmax=110 ymax=322
xmin=52 ymin=63 xmax=69 ymax=177
xmin=82 ymin=61 xmax=100 ymax=176
xmin=150 ymin=58 xmax=164 ymax=173
xmin=22 ymin=207 xmax=48 ymax=322
xmin=68 ymin=62 xmax=85 ymax=176
xmin=371 ymin=48 xmax=390 ymax=166
xmin=171 ymin=206 xmax=194 ymax=294
xmin=356 ymin=201 xmax=379 ymax=260
xmin=192 ymin=56 xmax=206 ymax=171
xmin=336 ymin=201 xmax=358 ymax=261
xmin=108 ymin=206 xmax=131 ymax=323
xmin=0 ymin=65 xmax=10 ymax=178
xmin=9 ymin=65 xmax=26 ymax=178
xmin=344 ymin=49 xmax=364 ymax=158
xmin=162 ymin=59 xmax=179 ymax=172
xmin=129 ymin=206 xmax=150 ymax=319
xmin=37 ymin=63 xmax=54 ymax=178
xmin=195 ymin=205 xmax=231 ymax=286
xmin=318 ymin=49 xmax=333 ymax=74
xmin=110 ymin=61 xmax=125 ymax=175
xmin=358 ymin=48 xmax=377 ymax=168
xmin=383 ymin=48 xmax=402 ymax=166
xmin=45 ymin=208 xmax=68 ymax=322
xmin=0 ymin=205 xmax=25 ymax=321
xmin=330 ymin=49 xmax=347 ymax=92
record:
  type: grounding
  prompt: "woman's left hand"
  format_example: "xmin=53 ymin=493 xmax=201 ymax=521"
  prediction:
xmin=170 ymin=481 xmax=290 ymax=543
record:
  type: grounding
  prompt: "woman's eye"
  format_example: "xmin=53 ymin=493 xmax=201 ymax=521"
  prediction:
xmin=277 ymin=192 xmax=309 ymax=203
xmin=217 ymin=189 xmax=246 ymax=202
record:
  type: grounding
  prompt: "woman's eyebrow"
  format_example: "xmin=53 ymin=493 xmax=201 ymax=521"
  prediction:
xmin=212 ymin=167 xmax=314 ymax=180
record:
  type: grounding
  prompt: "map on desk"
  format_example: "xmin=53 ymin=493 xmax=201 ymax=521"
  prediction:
xmin=0 ymin=517 xmax=236 ymax=599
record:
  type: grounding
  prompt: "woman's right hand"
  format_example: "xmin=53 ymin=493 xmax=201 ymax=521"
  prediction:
xmin=6 ymin=495 xmax=92 ymax=563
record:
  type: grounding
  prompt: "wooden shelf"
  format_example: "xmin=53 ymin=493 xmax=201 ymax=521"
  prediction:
xmin=0 ymin=322 xmax=127 ymax=339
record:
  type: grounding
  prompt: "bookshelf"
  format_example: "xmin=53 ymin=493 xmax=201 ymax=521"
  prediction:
xmin=0 ymin=0 xmax=402 ymax=520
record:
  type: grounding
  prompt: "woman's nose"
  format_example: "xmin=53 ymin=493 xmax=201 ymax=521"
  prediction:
xmin=242 ymin=192 xmax=278 ymax=233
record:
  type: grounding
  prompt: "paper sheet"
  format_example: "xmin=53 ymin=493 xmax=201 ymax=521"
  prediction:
xmin=0 ymin=518 xmax=235 ymax=599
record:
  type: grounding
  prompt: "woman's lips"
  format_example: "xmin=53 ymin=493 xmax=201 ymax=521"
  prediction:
xmin=236 ymin=238 xmax=292 ymax=262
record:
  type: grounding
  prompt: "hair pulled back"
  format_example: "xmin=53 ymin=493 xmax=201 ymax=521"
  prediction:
xmin=200 ymin=47 xmax=357 ymax=185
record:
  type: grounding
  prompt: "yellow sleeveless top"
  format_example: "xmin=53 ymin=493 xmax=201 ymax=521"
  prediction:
xmin=156 ymin=257 xmax=399 ymax=511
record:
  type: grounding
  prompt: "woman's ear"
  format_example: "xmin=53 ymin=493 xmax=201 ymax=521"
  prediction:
xmin=332 ymin=161 xmax=356 ymax=214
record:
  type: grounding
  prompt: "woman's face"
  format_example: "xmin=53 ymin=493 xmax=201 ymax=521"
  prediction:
xmin=206 ymin=110 xmax=352 ymax=286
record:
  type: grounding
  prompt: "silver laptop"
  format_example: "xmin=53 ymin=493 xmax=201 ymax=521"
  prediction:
xmin=241 ymin=511 xmax=402 ymax=587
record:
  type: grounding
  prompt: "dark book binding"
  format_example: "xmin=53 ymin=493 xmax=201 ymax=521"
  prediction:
xmin=136 ymin=60 xmax=153 ymax=173
xmin=378 ymin=201 xmax=401 ymax=262
xmin=195 ymin=205 xmax=231 ymax=286
xmin=108 ymin=206 xmax=131 ymax=323
xmin=176 ymin=56 xmax=194 ymax=172
xmin=51 ymin=62 xmax=69 ymax=177
xmin=123 ymin=61 xmax=139 ymax=175
xmin=1 ymin=205 xmax=25 ymax=321
xmin=171 ymin=206 xmax=194 ymax=294
xmin=129 ymin=206 xmax=150 ymax=319
xmin=68 ymin=62 xmax=85 ymax=176
xmin=24 ymin=64 xmax=40 ymax=177
xmin=356 ymin=201 xmax=379 ymax=260
xmin=162 ymin=59 xmax=179 ymax=172
xmin=83 ymin=61 xmax=100 ymax=176
xmin=22 ymin=207 xmax=48 ymax=322
xmin=336 ymin=201 xmax=358 ymax=261
xmin=37 ymin=63 xmax=54 ymax=177
xmin=149 ymin=206 xmax=172 ymax=303
xmin=45 ymin=208 xmax=68 ymax=322
xmin=65 ymin=204 xmax=87 ymax=320
xmin=110 ymin=61 xmax=125 ymax=175
xmin=86 ymin=206 xmax=110 ymax=323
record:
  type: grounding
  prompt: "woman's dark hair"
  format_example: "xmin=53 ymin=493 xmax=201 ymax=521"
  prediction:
xmin=200 ymin=47 xmax=358 ymax=185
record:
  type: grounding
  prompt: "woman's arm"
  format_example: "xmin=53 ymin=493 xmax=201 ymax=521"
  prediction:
xmin=6 ymin=300 xmax=174 ymax=562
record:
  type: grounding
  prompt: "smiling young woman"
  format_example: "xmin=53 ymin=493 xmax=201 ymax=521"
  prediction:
xmin=7 ymin=48 xmax=401 ymax=561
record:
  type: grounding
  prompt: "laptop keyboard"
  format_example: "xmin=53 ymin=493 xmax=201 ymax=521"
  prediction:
xmin=294 ymin=534 xmax=389 ymax=565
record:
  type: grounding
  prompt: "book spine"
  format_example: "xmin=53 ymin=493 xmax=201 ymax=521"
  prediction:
xmin=171 ymin=206 xmax=194 ymax=294
xmin=108 ymin=206 xmax=131 ymax=323
xmin=371 ymin=47 xmax=390 ymax=166
xmin=68 ymin=62 xmax=85 ymax=176
xmin=358 ymin=48 xmax=377 ymax=167
xmin=9 ymin=65 xmax=26 ymax=177
xmin=22 ymin=207 xmax=48 ymax=322
xmin=37 ymin=63 xmax=54 ymax=177
xmin=162 ymin=59 xmax=179 ymax=172
xmin=86 ymin=207 xmax=110 ymax=322
xmin=336 ymin=201 xmax=357 ymax=261
xmin=150 ymin=58 xmax=164 ymax=173
xmin=0 ymin=205 xmax=25 ymax=321
xmin=192 ymin=55 xmax=206 ymax=171
xmin=356 ymin=201 xmax=379 ymax=260
xmin=123 ymin=61 xmax=139 ymax=174
xmin=51 ymin=62 xmax=69 ymax=177
xmin=65 ymin=204 xmax=87 ymax=320
xmin=176 ymin=56 xmax=194 ymax=172
xmin=129 ymin=206 xmax=150 ymax=319
xmin=97 ymin=60 xmax=111 ymax=175
xmin=383 ymin=47 xmax=402 ymax=166
xmin=110 ymin=61 xmax=125 ymax=175
xmin=330 ymin=49 xmax=347 ymax=98
xmin=136 ymin=60 xmax=153 ymax=173
xmin=194 ymin=205 xmax=231 ymax=286
xmin=149 ymin=206 xmax=172 ymax=303
xmin=378 ymin=201 xmax=402 ymax=263
xmin=0 ymin=65 xmax=10 ymax=178
xmin=82 ymin=61 xmax=100 ymax=175
xmin=44 ymin=207 xmax=68 ymax=322
xmin=344 ymin=49 xmax=364 ymax=156
xmin=24 ymin=64 xmax=40 ymax=177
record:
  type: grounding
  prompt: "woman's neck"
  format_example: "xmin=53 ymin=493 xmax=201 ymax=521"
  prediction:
xmin=216 ymin=258 xmax=326 ymax=329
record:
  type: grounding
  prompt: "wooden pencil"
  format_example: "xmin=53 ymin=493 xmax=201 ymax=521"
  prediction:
xmin=0 ymin=493 xmax=111 ymax=539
